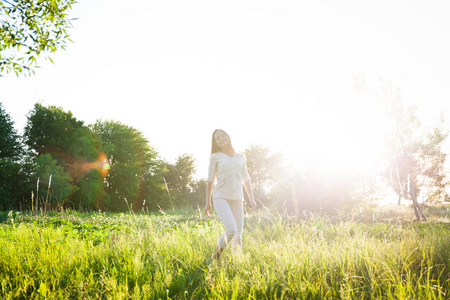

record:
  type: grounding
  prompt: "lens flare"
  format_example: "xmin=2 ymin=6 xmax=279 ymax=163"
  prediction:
xmin=84 ymin=152 xmax=111 ymax=177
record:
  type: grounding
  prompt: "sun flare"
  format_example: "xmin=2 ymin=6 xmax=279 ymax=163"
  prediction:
xmin=83 ymin=152 xmax=111 ymax=177
xmin=271 ymin=91 xmax=386 ymax=177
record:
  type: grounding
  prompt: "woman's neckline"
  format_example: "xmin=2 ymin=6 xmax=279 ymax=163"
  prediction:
xmin=220 ymin=151 xmax=236 ymax=158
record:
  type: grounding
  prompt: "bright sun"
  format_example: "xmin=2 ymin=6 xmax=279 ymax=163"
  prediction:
xmin=269 ymin=89 xmax=386 ymax=177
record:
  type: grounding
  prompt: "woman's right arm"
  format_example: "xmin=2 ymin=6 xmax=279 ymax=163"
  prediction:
xmin=205 ymin=181 xmax=214 ymax=217
xmin=205 ymin=155 xmax=216 ymax=218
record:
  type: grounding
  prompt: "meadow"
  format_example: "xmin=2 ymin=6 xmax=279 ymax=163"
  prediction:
xmin=0 ymin=205 xmax=449 ymax=299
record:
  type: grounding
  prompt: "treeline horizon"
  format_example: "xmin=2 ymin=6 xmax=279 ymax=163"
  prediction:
xmin=1 ymin=102 xmax=208 ymax=212
xmin=1 ymin=100 xmax=449 ymax=216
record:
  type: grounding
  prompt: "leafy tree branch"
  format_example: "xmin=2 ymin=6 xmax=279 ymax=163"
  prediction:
xmin=0 ymin=0 xmax=76 ymax=76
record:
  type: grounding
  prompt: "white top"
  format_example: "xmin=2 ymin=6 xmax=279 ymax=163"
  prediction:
xmin=206 ymin=152 xmax=251 ymax=201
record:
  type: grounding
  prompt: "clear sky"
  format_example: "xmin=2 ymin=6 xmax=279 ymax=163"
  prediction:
xmin=1 ymin=0 xmax=450 ymax=179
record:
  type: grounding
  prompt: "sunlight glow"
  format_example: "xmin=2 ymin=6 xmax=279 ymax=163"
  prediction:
xmin=83 ymin=152 xmax=111 ymax=177
xmin=265 ymin=87 xmax=386 ymax=178
xmin=1 ymin=1 xmax=449 ymax=184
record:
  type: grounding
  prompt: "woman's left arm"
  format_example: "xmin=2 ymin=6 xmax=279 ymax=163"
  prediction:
xmin=243 ymin=180 xmax=257 ymax=211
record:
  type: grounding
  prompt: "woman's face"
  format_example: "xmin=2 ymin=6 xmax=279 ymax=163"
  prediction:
xmin=214 ymin=131 xmax=230 ymax=149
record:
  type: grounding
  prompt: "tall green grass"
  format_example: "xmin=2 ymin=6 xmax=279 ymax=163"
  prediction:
xmin=0 ymin=207 xmax=448 ymax=299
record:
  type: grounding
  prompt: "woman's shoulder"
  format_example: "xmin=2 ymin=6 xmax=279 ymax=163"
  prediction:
xmin=235 ymin=153 xmax=247 ymax=161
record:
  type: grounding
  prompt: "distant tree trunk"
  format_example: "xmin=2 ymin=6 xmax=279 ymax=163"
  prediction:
xmin=396 ymin=166 xmax=404 ymax=206
xmin=390 ymin=166 xmax=406 ymax=206
xmin=408 ymin=175 xmax=427 ymax=221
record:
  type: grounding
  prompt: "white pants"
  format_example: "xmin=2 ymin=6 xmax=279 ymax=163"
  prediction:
xmin=213 ymin=198 xmax=244 ymax=250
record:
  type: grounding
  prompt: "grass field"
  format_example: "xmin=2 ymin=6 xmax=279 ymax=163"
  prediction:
xmin=0 ymin=205 xmax=449 ymax=299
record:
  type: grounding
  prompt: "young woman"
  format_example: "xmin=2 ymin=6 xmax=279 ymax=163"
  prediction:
xmin=205 ymin=129 xmax=257 ymax=261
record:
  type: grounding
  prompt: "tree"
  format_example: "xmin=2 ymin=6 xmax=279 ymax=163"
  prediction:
xmin=24 ymin=103 xmax=105 ymax=209
xmin=91 ymin=120 xmax=166 ymax=211
xmin=0 ymin=157 xmax=23 ymax=209
xmin=244 ymin=144 xmax=283 ymax=206
xmin=0 ymin=102 xmax=26 ymax=209
xmin=30 ymin=153 xmax=77 ymax=210
xmin=355 ymin=74 xmax=449 ymax=220
xmin=0 ymin=102 xmax=22 ymax=159
xmin=385 ymin=105 xmax=448 ymax=220
xmin=164 ymin=154 xmax=197 ymax=203
xmin=24 ymin=103 xmax=99 ymax=168
xmin=188 ymin=179 xmax=207 ymax=209
xmin=417 ymin=123 xmax=449 ymax=203
xmin=0 ymin=0 xmax=76 ymax=76
xmin=71 ymin=167 xmax=109 ymax=211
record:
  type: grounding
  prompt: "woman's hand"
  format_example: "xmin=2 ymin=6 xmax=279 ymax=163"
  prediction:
xmin=205 ymin=203 xmax=211 ymax=218
xmin=243 ymin=180 xmax=257 ymax=212
xmin=249 ymin=199 xmax=257 ymax=211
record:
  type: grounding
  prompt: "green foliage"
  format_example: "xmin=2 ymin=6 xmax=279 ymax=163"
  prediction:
xmin=24 ymin=103 xmax=104 ymax=209
xmin=31 ymin=153 xmax=77 ymax=208
xmin=244 ymin=144 xmax=283 ymax=205
xmin=0 ymin=158 xmax=23 ymax=209
xmin=414 ymin=117 xmax=449 ymax=203
xmin=0 ymin=208 xmax=449 ymax=298
xmin=0 ymin=0 xmax=76 ymax=76
xmin=0 ymin=103 xmax=26 ymax=209
xmin=164 ymin=154 xmax=197 ymax=203
xmin=0 ymin=102 xmax=22 ymax=159
xmin=187 ymin=179 xmax=207 ymax=208
xmin=70 ymin=169 xmax=109 ymax=210
xmin=381 ymin=97 xmax=449 ymax=204
xmin=91 ymin=120 xmax=167 ymax=211
xmin=24 ymin=103 xmax=98 ymax=162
